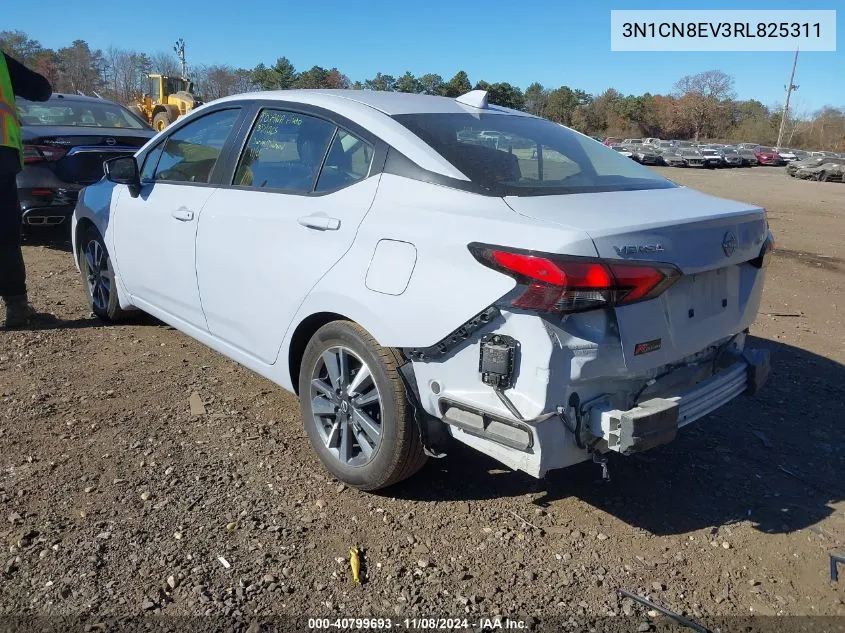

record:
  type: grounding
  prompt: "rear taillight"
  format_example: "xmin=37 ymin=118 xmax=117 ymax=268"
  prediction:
xmin=469 ymin=244 xmax=681 ymax=314
xmin=751 ymin=231 xmax=775 ymax=269
xmin=23 ymin=145 xmax=67 ymax=164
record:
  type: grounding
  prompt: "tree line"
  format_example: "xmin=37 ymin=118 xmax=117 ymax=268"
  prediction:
xmin=2 ymin=30 xmax=843 ymax=151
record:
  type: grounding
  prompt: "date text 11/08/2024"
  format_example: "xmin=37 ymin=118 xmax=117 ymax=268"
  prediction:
xmin=307 ymin=617 xmax=528 ymax=630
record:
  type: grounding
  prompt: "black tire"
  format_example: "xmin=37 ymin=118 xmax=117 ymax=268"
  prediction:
xmin=79 ymin=226 xmax=127 ymax=322
xmin=298 ymin=321 xmax=427 ymax=491
xmin=152 ymin=111 xmax=172 ymax=132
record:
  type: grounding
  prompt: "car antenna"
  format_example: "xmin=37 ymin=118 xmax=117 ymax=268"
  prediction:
xmin=455 ymin=89 xmax=489 ymax=109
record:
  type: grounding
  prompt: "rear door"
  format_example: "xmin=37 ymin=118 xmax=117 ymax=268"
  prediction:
xmin=113 ymin=107 xmax=243 ymax=329
xmin=195 ymin=106 xmax=382 ymax=364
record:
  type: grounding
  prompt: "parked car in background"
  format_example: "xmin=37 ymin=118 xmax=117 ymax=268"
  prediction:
xmin=738 ymin=149 xmax=759 ymax=166
xmin=718 ymin=148 xmax=744 ymax=167
xmin=603 ymin=137 xmax=622 ymax=147
xmin=777 ymin=148 xmax=798 ymax=162
xmin=792 ymin=150 xmax=810 ymax=161
xmin=793 ymin=161 xmax=845 ymax=182
xmin=788 ymin=156 xmax=845 ymax=177
xmin=754 ymin=147 xmax=786 ymax=166
xmin=17 ymin=93 xmax=154 ymax=229
xmin=788 ymin=156 xmax=829 ymax=176
xmin=611 ymin=144 xmax=634 ymax=158
xmin=630 ymin=146 xmax=662 ymax=165
xmin=678 ymin=149 xmax=705 ymax=167
xmin=698 ymin=149 xmax=725 ymax=169
xmin=660 ymin=149 xmax=686 ymax=167
xmin=71 ymin=88 xmax=773 ymax=489
xmin=737 ymin=143 xmax=760 ymax=150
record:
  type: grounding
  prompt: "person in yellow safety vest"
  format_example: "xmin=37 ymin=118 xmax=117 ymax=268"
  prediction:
xmin=0 ymin=52 xmax=51 ymax=328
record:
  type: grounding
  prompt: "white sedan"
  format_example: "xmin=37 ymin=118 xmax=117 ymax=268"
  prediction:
xmin=73 ymin=89 xmax=773 ymax=490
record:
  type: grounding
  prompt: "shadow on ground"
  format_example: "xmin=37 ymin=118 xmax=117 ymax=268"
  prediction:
xmin=22 ymin=226 xmax=73 ymax=253
xmin=390 ymin=336 xmax=845 ymax=536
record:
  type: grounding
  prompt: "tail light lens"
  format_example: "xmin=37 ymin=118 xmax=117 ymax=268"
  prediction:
xmin=469 ymin=244 xmax=681 ymax=314
xmin=23 ymin=145 xmax=67 ymax=165
xmin=750 ymin=231 xmax=775 ymax=269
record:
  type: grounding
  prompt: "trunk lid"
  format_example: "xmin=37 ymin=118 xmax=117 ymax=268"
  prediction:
xmin=504 ymin=186 xmax=767 ymax=273
xmin=22 ymin=126 xmax=154 ymax=185
xmin=504 ymin=186 xmax=769 ymax=372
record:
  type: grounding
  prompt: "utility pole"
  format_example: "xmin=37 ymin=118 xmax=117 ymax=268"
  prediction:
xmin=776 ymin=49 xmax=799 ymax=150
xmin=174 ymin=38 xmax=188 ymax=79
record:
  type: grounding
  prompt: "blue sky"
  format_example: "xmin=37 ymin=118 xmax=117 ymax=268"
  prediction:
xmin=9 ymin=0 xmax=843 ymax=112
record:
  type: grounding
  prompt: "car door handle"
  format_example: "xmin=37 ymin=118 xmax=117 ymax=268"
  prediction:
xmin=297 ymin=214 xmax=341 ymax=231
xmin=171 ymin=207 xmax=194 ymax=222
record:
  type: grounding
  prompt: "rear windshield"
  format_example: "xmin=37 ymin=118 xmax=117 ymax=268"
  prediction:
xmin=18 ymin=99 xmax=147 ymax=129
xmin=392 ymin=113 xmax=675 ymax=196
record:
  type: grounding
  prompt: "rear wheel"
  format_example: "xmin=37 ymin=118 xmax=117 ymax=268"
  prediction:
xmin=79 ymin=227 xmax=126 ymax=322
xmin=298 ymin=321 xmax=427 ymax=491
xmin=152 ymin=111 xmax=172 ymax=132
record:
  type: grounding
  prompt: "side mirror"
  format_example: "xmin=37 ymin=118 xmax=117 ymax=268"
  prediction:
xmin=104 ymin=156 xmax=141 ymax=198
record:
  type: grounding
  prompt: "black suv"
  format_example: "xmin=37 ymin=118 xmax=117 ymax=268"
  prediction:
xmin=17 ymin=93 xmax=155 ymax=229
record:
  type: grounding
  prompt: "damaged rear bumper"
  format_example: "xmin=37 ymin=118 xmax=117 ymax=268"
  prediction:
xmin=588 ymin=348 xmax=771 ymax=455
xmin=428 ymin=346 xmax=770 ymax=478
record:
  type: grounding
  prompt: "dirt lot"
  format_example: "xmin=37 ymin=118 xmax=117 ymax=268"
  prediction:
xmin=1 ymin=166 xmax=844 ymax=631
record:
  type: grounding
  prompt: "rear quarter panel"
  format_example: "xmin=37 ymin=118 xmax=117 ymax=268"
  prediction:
xmin=278 ymin=174 xmax=599 ymax=386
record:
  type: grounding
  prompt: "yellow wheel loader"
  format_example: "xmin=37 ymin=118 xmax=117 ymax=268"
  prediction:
xmin=131 ymin=74 xmax=202 ymax=132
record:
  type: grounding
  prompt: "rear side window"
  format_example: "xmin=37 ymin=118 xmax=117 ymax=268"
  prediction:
xmin=234 ymin=110 xmax=335 ymax=192
xmin=315 ymin=130 xmax=374 ymax=192
xmin=155 ymin=109 xmax=240 ymax=184
xmin=393 ymin=113 xmax=675 ymax=196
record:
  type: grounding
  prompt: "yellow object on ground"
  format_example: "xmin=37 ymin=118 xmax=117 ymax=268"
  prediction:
xmin=349 ymin=547 xmax=361 ymax=584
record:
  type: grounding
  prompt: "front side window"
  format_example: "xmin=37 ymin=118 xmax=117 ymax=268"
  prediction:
xmin=393 ymin=113 xmax=675 ymax=196
xmin=234 ymin=110 xmax=335 ymax=192
xmin=140 ymin=143 xmax=164 ymax=181
xmin=154 ymin=108 xmax=240 ymax=184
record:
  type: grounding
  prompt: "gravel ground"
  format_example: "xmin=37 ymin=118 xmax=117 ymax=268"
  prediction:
xmin=1 ymin=166 xmax=844 ymax=631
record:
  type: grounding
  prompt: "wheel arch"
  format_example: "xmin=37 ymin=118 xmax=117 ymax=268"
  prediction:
xmin=287 ymin=311 xmax=350 ymax=396
xmin=74 ymin=217 xmax=98 ymax=266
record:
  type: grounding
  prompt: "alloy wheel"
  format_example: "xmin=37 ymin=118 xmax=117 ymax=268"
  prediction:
xmin=309 ymin=346 xmax=383 ymax=467
xmin=84 ymin=239 xmax=111 ymax=312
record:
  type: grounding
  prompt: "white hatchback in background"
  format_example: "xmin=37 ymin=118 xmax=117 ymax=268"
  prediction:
xmin=72 ymin=89 xmax=773 ymax=490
